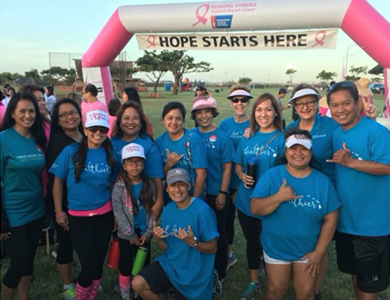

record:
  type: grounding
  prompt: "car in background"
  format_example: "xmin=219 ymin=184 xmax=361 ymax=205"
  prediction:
xmin=369 ymin=83 xmax=385 ymax=94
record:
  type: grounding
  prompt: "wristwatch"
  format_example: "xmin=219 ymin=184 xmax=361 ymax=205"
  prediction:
xmin=191 ymin=236 xmax=198 ymax=249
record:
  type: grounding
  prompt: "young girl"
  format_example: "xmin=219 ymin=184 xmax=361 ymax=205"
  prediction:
xmin=112 ymin=143 xmax=155 ymax=300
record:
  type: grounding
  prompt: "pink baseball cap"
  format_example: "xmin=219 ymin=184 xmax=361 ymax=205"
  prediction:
xmin=191 ymin=96 xmax=219 ymax=119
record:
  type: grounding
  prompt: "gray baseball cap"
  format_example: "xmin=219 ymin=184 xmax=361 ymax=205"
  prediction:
xmin=166 ymin=168 xmax=190 ymax=185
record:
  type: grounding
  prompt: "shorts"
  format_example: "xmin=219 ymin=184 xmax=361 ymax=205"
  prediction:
xmin=263 ymin=251 xmax=308 ymax=265
xmin=137 ymin=261 xmax=186 ymax=300
xmin=335 ymin=231 xmax=390 ymax=293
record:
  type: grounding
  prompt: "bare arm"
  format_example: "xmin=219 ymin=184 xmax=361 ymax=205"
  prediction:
xmin=327 ymin=143 xmax=390 ymax=175
xmin=151 ymin=178 xmax=163 ymax=220
xmin=193 ymin=168 xmax=206 ymax=198
xmin=250 ymin=179 xmax=301 ymax=216
xmin=53 ymin=176 xmax=69 ymax=231
xmin=215 ymin=162 xmax=231 ymax=211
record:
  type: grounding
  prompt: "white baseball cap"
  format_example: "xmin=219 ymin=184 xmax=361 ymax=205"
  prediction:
xmin=121 ymin=143 xmax=145 ymax=162
xmin=85 ymin=110 xmax=109 ymax=128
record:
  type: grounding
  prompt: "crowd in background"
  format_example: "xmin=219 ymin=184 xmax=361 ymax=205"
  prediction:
xmin=1 ymin=82 xmax=389 ymax=300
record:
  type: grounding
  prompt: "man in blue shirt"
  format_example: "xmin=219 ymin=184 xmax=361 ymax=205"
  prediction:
xmin=326 ymin=81 xmax=390 ymax=300
xmin=132 ymin=168 xmax=219 ymax=300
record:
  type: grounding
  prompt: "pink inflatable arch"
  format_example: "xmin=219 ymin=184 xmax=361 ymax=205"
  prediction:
xmin=82 ymin=0 xmax=390 ymax=116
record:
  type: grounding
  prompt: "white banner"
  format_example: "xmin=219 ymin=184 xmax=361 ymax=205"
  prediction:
xmin=136 ymin=29 xmax=338 ymax=50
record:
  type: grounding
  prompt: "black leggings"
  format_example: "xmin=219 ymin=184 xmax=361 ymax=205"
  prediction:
xmin=2 ymin=218 xmax=43 ymax=289
xmin=54 ymin=221 xmax=74 ymax=264
xmin=226 ymin=188 xmax=237 ymax=245
xmin=205 ymin=194 xmax=229 ymax=280
xmin=237 ymin=209 xmax=262 ymax=270
xmin=69 ymin=212 xmax=113 ymax=287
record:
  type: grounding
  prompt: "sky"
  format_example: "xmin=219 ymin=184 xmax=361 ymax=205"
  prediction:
xmin=0 ymin=0 xmax=389 ymax=84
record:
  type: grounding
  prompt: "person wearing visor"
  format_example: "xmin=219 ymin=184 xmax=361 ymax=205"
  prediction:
xmin=326 ymin=81 xmax=390 ymax=300
xmin=191 ymin=97 xmax=234 ymax=291
xmin=220 ymin=85 xmax=252 ymax=272
xmin=250 ymin=128 xmax=340 ymax=300
xmin=50 ymin=110 xmax=120 ymax=299
xmin=132 ymin=168 xmax=218 ymax=300
xmin=286 ymin=85 xmax=339 ymax=299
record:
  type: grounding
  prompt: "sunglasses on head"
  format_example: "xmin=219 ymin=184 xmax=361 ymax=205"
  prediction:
xmin=87 ymin=126 xmax=109 ymax=134
xmin=327 ymin=81 xmax=358 ymax=100
xmin=231 ymin=97 xmax=250 ymax=103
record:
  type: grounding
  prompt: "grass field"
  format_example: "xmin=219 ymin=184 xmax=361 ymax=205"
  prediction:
xmin=1 ymin=86 xmax=389 ymax=300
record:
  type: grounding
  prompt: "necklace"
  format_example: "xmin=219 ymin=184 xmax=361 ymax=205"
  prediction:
xmin=233 ymin=114 xmax=249 ymax=123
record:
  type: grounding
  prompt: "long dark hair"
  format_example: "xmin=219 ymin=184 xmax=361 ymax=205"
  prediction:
xmin=0 ymin=92 xmax=47 ymax=150
xmin=49 ymin=98 xmax=83 ymax=139
xmin=72 ymin=135 xmax=116 ymax=182
xmin=111 ymin=101 xmax=151 ymax=140
xmin=249 ymin=93 xmax=282 ymax=135
xmin=124 ymin=87 xmax=142 ymax=107
xmin=118 ymin=165 xmax=154 ymax=214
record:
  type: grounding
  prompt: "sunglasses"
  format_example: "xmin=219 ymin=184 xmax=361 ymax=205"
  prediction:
xmin=231 ymin=97 xmax=250 ymax=103
xmin=87 ymin=126 xmax=109 ymax=134
xmin=327 ymin=81 xmax=358 ymax=100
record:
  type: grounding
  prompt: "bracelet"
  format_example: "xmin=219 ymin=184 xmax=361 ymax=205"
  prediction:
xmin=219 ymin=190 xmax=228 ymax=195
xmin=55 ymin=212 xmax=66 ymax=218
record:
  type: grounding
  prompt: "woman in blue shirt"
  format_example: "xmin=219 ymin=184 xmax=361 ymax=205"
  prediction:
xmin=46 ymin=98 xmax=83 ymax=299
xmin=219 ymin=85 xmax=252 ymax=271
xmin=250 ymin=128 xmax=340 ymax=300
xmin=286 ymin=84 xmax=339 ymax=299
xmin=1 ymin=92 xmax=46 ymax=300
xmin=191 ymin=97 xmax=234 ymax=288
xmin=111 ymin=102 xmax=164 ymax=219
xmin=156 ymin=101 xmax=207 ymax=203
xmin=233 ymin=93 xmax=285 ymax=300
xmin=50 ymin=110 xmax=118 ymax=299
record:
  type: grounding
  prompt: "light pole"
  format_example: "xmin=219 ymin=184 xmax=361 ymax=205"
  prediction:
xmin=345 ymin=45 xmax=357 ymax=79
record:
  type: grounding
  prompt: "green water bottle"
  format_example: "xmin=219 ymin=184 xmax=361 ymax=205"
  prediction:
xmin=131 ymin=246 xmax=148 ymax=275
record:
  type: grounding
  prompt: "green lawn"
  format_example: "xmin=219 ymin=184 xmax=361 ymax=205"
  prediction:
xmin=1 ymin=87 xmax=389 ymax=299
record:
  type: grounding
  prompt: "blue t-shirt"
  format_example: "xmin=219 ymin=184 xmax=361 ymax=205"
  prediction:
xmin=233 ymin=130 xmax=285 ymax=216
xmin=287 ymin=114 xmax=338 ymax=185
xmin=156 ymin=129 xmax=207 ymax=201
xmin=251 ymin=165 xmax=341 ymax=261
xmin=156 ymin=198 xmax=219 ymax=300
xmin=49 ymin=144 xmax=119 ymax=211
xmin=132 ymin=182 xmax=146 ymax=234
xmin=192 ymin=127 xmax=234 ymax=195
xmin=0 ymin=128 xmax=45 ymax=227
xmin=332 ymin=117 xmax=390 ymax=236
xmin=111 ymin=135 xmax=164 ymax=179
xmin=219 ymin=117 xmax=250 ymax=189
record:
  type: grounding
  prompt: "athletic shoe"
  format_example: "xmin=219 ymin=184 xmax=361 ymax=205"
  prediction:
xmin=239 ymin=281 xmax=261 ymax=300
xmin=315 ymin=293 xmax=321 ymax=300
xmin=212 ymin=269 xmax=223 ymax=299
xmin=60 ymin=287 xmax=76 ymax=300
xmin=97 ymin=284 xmax=103 ymax=292
xmin=258 ymin=258 xmax=265 ymax=277
xmin=226 ymin=252 xmax=237 ymax=271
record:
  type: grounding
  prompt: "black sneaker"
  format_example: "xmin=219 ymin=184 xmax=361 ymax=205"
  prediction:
xmin=212 ymin=269 xmax=222 ymax=299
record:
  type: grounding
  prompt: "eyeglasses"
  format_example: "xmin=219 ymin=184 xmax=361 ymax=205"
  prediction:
xmin=124 ymin=158 xmax=144 ymax=166
xmin=294 ymin=100 xmax=317 ymax=109
xmin=231 ymin=97 xmax=250 ymax=103
xmin=59 ymin=110 xmax=79 ymax=119
xmin=87 ymin=126 xmax=109 ymax=134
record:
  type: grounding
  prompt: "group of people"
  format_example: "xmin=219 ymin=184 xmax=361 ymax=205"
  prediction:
xmin=0 ymin=81 xmax=389 ymax=300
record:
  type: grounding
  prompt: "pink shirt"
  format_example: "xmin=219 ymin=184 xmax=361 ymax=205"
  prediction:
xmin=107 ymin=115 xmax=116 ymax=137
xmin=0 ymin=103 xmax=6 ymax=124
xmin=81 ymin=100 xmax=108 ymax=125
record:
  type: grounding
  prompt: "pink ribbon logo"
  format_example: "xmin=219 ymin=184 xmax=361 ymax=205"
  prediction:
xmin=192 ymin=4 xmax=210 ymax=27
xmin=147 ymin=35 xmax=156 ymax=48
xmin=311 ymin=30 xmax=326 ymax=48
